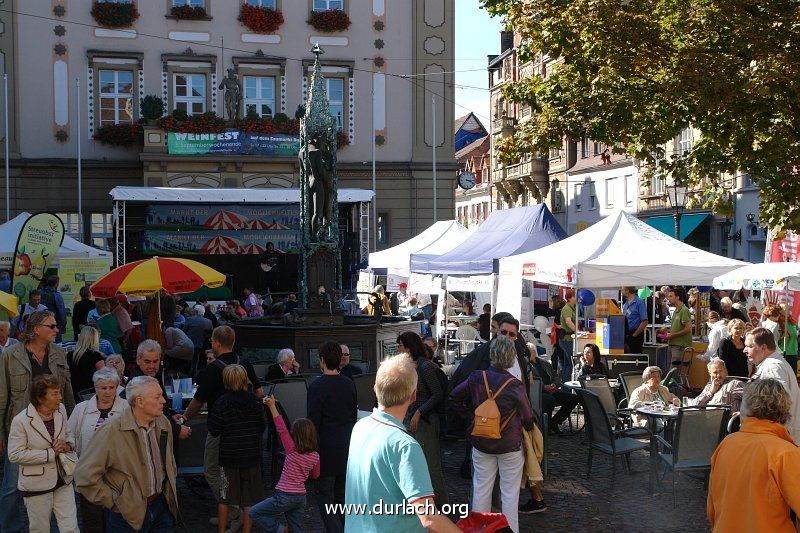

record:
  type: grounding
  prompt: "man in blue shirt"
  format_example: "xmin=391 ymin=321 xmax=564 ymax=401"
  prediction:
xmin=344 ymin=355 xmax=460 ymax=533
xmin=622 ymin=286 xmax=649 ymax=354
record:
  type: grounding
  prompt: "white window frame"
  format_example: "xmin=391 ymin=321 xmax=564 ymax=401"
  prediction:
xmin=173 ymin=73 xmax=206 ymax=116
xmin=678 ymin=127 xmax=693 ymax=154
xmin=326 ymin=78 xmax=344 ymax=130
xmin=173 ymin=0 xmax=205 ymax=7
xmin=574 ymin=183 xmax=583 ymax=212
xmin=56 ymin=213 xmax=82 ymax=241
xmin=581 ymin=136 xmax=589 ymax=158
xmin=624 ymin=174 xmax=634 ymax=207
xmin=98 ymin=69 xmax=134 ymax=126
xmin=651 ymin=174 xmax=665 ymax=195
xmin=313 ymin=0 xmax=343 ymax=11
xmin=242 ymin=75 xmax=276 ymax=118
xmin=90 ymin=213 xmax=113 ymax=251
xmin=245 ymin=0 xmax=275 ymax=6
xmin=605 ymin=177 xmax=615 ymax=208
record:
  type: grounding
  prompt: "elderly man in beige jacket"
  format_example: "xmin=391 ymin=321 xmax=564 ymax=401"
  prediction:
xmin=75 ymin=376 xmax=179 ymax=531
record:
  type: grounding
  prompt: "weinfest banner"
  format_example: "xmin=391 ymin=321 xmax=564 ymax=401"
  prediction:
xmin=167 ymin=131 xmax=300 ymax=156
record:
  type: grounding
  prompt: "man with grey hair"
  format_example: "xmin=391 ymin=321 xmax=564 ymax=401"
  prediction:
xmin=76 ymin=376 xmax=179 ymax=531
xmin=691 ymin=359 xmax=744 ymax=411
xmin=127 ymin=339 xmax=190 ymax=440
xmin=0 ymin=321 xmax=18 ymax=351
xmin=746 ymin=326 xmax=800 ymax=437
xmin=345 ymin=355 xmax=460 ymax=533
xmin=266 ymin=347 xmax=300 ymax=381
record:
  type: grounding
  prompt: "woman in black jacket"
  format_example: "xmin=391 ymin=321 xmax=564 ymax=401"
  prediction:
xmin=307 ymin=341 xmax=357 ymax=533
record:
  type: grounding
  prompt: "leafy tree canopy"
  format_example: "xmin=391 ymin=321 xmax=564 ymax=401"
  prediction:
xmin=481 ymin=0 xmax=800 ymax=231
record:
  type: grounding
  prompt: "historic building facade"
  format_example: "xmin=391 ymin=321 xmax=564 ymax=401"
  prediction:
xmin=0 ymin=0 xmax=456 ymax=250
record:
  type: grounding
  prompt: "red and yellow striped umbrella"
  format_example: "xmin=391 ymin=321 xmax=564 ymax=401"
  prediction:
xmin=90 ymin=257 xmax=226 ymax=298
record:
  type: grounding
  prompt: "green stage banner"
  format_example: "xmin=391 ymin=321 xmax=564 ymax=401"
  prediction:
xmin=167 ymin=131 xmax=301 ymax=156
xmin=11 ymin=212 xmax=65 ymax=304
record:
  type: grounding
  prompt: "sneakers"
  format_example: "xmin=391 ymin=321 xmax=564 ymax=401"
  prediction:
xmin=225 ymin=511 xmax=244 ymax=533
xmin=519 ymin=499 xmax=547 ymax=514
xmin=548 ymin=423 xmax=562 ymax=435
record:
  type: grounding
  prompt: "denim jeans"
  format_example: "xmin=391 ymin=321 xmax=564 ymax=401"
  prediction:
xmin=105 ymin=494 xmax=175 ymax=533
xmin=557 ymin=337 xmax=574 ymax=383
xmin=249 ymin=491 xmax=306 ymax=533
xmin=0 ymin=453 xmax=23 ymax=533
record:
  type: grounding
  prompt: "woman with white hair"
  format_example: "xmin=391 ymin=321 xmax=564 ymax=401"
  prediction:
xmin=66 ymin=326 xmax=105 ymax=403
xmin=266 ymin=348 xmax=300 ymax=381
xmin=628 ymin=366 xmax=681 ymax=426
xmin=104 ymin=354 xmax=127 ymax=392
xmin=67 ymin=368 xmax=127 ymax=532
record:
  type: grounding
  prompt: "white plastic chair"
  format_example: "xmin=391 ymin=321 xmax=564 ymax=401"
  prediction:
xmin=455 ymin=325 xmax=480 ymax=355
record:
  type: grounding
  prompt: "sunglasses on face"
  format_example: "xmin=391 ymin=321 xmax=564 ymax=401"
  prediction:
xmin=499 ymin=329 xmax=518 ymax=339
xmin=39 ymin=324 xmax=58 ymax=330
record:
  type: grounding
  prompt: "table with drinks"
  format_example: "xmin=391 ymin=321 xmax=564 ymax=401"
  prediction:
xmin=636 ymin=397 xmax=690 ymax=493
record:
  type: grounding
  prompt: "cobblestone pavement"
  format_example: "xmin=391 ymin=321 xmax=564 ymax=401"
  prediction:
xmin=3 ymin=414 xmax=710 ymax=532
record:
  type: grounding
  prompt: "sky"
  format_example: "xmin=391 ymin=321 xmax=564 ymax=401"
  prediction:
xmin=454 ymin=2 xmax=504 ymax=127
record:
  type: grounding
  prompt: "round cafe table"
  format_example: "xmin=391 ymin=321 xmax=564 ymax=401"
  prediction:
xmin=635 ymin=405 xmax=679 ymax=494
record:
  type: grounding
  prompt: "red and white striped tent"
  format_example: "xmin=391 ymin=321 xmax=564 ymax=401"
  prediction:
xmin=270 ymin=222 xmax=289 ymax=230
xmin=204 ymin=210 xmax=247 ymax=230
xmin=200 ymin=236 xmax=242 ymax=254
xmin=241 ymin=243 xmax=266 ymax=254
xmin=246 ymin=219 xmax=273 ymax=230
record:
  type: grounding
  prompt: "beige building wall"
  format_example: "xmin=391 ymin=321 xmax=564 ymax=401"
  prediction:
xmin=2 ymin=0 xmax=455 ymax=248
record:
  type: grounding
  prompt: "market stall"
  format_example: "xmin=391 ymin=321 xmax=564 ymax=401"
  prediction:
xmin=368 ymin=220 xmax=471 ymax=277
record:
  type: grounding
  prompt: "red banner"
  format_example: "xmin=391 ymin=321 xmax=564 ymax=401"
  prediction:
xmin=768 ymin=231 xmax=800 ymax=322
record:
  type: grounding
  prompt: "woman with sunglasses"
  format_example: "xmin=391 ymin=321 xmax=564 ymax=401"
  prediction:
xmin=0 ymin=310 xmax=76 ymax=533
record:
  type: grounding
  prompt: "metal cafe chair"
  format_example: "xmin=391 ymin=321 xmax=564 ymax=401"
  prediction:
xmin=579 ymin=377 xmax=646 ymax=436
xmin=656 ymin=405 xmax=730 ymax=507
xmin=266 ymin=379 xmax=308 ymax=479
xmin=575 ymin=388 xmax=649 ymax=488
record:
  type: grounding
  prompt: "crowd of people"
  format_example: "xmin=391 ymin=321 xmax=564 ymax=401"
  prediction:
xmin=5 ymin=275 xmax=800 ymax=532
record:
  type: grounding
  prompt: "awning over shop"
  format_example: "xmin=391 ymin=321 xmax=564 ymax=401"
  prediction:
xmin=646 ymin=213 xmax=709 ymax=241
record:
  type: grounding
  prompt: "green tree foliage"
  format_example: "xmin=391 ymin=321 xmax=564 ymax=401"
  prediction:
xmin=482 ymin=0 xmax=800 ymax=230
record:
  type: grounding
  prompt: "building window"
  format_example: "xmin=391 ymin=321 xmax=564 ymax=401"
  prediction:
xmin=173 ymin=0 xmax=205 ymax=6
xmin=173 ymin=73 xmax=206 ymax=116
xmin=242 ymin=76 xmax=275 ymax=118
xmin=581 ymin=136 xmax=589 ymax=158
xmin=588 ymin=182 xmax=597 ymax=210
xmin=651 ymin=175 xmax=664 ymax=195
xmin=549 ymin=146 xmax=560 ymax=160
xmin=326 ymin=78 xmax=344 ymax=130
xmin=56 ymin=213 xmax=82 ymax=241
xmin=91 ymin=213 xmax=113 ymax=250
xmin=313 ymin=0 xmax=343 ymax=11
xmin=605 ymin=178 xmax=615 ymax=208
xmin=98 ymin=70 xmax=134 ymax=125
xmin=624 ymin=174 xmax=634 ymax=206
xmin=377 ymin=213 xmax=388 ymax=245
xmin=678 ymin=127 xmax=692 ymax=154
xmin=246 ymin=0 xmax=275 ymax=6
xmin=574 ymin=184 xmax=583 ymax=211
xmin=594 ymin=142 xmax=603 ymax=156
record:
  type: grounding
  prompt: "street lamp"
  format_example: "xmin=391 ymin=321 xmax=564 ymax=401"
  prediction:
xmin=665 ymin=180 xmax=688 ymax=240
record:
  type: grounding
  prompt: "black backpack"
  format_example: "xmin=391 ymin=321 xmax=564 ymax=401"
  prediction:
xmin=40 ymin=287 xmax=58 ymax=314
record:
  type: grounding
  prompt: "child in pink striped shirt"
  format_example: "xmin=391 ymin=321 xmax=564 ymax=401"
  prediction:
xmin=250 ymin=395 xmax=320 ymax=533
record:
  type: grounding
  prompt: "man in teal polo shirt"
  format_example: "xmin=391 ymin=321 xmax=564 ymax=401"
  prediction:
xmin=344 ymin=355 xmax=460 ymax=533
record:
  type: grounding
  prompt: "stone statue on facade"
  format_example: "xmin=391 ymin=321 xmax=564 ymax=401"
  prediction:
xmin=218 ymin=68 xmax=242 ymax=121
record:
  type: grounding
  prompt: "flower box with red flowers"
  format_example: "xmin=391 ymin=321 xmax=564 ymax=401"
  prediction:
xmin=93 ymin=123 xmax=143 ymax=147
xmin=158 ymin=112 xmax=227 ymax=133
xmin=239 ymin=4 xmax=284 ymax=33
xmin=91 ymin=1 xmax=140 ymax=28
xmin=170 ymin=4 xmax=209 ymax=20
xmin=307 ymin=9 xmax=351 ymax=33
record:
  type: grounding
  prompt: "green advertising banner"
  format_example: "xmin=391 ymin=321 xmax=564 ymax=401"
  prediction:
xmin=11 ymin=212 xmax=65 ymax=305
xmin=167 ymin=131 xmax=301 ymax=156
xmin=58 ymin=257 xmax=112 ymax=338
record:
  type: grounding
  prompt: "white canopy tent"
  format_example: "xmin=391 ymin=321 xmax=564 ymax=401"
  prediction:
xmin=712 ymin=261 xmax=800 ymax=292
xmin=368 ymin=220 xmax=471 ymax=276
xmin=497 ymin=210 xmax=748 ymax=317
xmin=0 ymin=212 xmax=113 ymax=269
